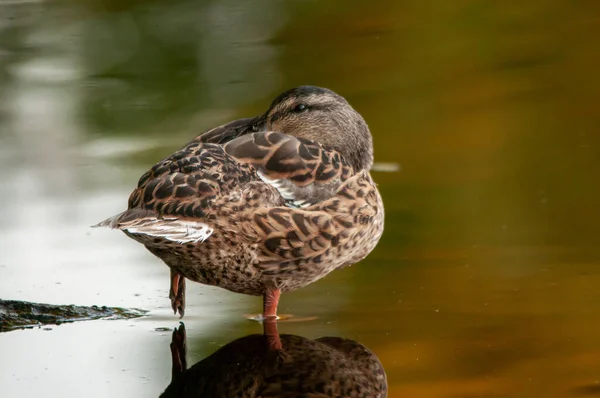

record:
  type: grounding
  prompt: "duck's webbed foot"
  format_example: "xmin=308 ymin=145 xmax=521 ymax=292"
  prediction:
xmin=170 ymin=322 xmax=187 ymax=380
xmin=169 ymin=270 xmax=186 ymax=318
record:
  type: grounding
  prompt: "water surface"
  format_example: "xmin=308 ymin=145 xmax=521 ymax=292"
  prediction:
xmin=1 ymin=0 xmax=600 ymax=397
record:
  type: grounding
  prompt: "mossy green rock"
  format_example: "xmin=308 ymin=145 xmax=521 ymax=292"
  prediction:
xmin=0 ymin=299 xmax=147 ymax=332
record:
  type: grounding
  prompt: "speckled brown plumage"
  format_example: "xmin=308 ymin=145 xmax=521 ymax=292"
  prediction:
xmin=160 ymin=322 xmax=388 ymax=398
xmin=95 ymin=86 xmax=384 ymax=317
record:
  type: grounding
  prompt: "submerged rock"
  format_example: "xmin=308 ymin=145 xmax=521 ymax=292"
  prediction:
xmin=0 ymin=299 xmax=147 ymax=332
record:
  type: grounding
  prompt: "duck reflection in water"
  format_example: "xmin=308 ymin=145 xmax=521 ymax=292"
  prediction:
xmin=160 ymin=320 xmax=388 ymax=398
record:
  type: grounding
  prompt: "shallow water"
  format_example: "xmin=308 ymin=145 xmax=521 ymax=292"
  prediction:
xmin=1 ymin=0 xmax=600 ymax=397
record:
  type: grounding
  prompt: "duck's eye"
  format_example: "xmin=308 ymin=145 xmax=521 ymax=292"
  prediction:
xmin=292 ymin=103 xmax=308 ymax=113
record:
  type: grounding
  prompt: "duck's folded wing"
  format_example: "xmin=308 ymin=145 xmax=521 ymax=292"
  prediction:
xmin=127 ymin=143 xmax=255 ymax=213
xmin=94 ymin=143 xmax=255 ymax=239
xmin=223 ymin=132 xmax=354 ymax=207
xmin=121 ymin=117 xmax=259 ymax=217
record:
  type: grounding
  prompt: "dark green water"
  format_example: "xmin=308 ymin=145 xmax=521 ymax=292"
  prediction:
xmin=1 ymin=0 xmax=600 ymax=396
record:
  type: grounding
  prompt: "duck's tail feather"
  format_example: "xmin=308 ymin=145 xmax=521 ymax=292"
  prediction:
xmin=92 ymin=209 xmax=213 ymax=244
xmin=92 ymin=208 xmax=157 ymax=229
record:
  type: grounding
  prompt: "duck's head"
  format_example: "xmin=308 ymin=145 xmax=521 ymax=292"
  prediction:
xmin=257 ymin=86 xmax=374 ymax=171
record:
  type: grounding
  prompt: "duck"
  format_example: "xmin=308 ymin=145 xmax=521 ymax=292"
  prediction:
xmin=95 ymin=86 xmax=384 ymax=318
xmin=161 ymin=321 xmax=388 ymax=397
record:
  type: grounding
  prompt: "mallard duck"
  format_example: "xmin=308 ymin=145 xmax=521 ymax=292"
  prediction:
xmin=95 ymin=86 xmax=384 ymax=318
xmin=161 ymin=321 xmax=388 ymax=397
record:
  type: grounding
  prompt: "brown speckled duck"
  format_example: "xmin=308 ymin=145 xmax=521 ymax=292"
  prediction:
xmin=95 ymin=86 xmax=384 ymax=318
xmin=161 ymin=321 xmax=388 ymax=397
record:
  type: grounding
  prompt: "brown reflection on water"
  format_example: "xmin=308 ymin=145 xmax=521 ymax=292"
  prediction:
xmin=346 ymin=249 xmax=600 ymax=396
xmin=1 ymin=0 xmax=599 ymax=397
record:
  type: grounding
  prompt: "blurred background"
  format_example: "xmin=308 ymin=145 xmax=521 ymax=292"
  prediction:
xmin=1 ymin=0 xmax=600 ymax=396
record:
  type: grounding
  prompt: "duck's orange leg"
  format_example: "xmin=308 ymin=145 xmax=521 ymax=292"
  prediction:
xmin=169 ymin=269 xmax=186 ymax=318
xmin=263 ymin=288 xmax=280 ymax=319
xmin=263 ymin=316 xmax=282 ymax=351
xmin=170 ymin=323 xmax=187 ymax=380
